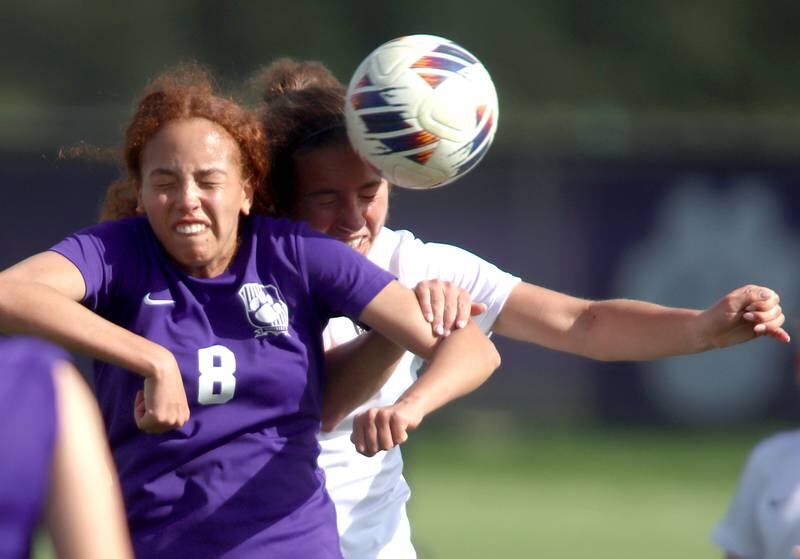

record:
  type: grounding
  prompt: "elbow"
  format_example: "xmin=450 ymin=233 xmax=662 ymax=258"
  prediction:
xmin=486 ymin=340 xmax=502 ymax=373
xmin=491 ymin=344 xmax=502 ymax=371
xmin=584 ymin=349 xmax=615 ymax=362
xmin=320 ymin=405 xmax=344 ymax=433
xmin=320 ymin=419 xmax=337 ymax=434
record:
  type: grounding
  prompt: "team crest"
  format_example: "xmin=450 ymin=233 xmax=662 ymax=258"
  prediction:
xmin=238 ymin=283 xmax=289 ymax=337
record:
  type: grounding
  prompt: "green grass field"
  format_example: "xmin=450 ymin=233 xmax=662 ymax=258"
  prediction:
xmin=33 ymin=424 xmax=783 ymax=559
xmin=404 ymin=425 xmax=782 ymax=559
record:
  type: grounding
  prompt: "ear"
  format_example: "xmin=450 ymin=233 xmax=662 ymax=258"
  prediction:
xmin=240 ymin=179 xmax=254 ymax=216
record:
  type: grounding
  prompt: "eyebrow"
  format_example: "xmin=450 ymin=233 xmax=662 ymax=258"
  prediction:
xmin=149 ymin=168 xmax=177 ymax=178
xmin=148 ymin=168 xmax=228 ymax=178
xmin=196 ymin=168 xmax=228 ymax=178
xmin=306 ymin=180 xmax=382 ymax=195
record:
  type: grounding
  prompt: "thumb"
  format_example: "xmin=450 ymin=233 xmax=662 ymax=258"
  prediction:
xmin=134 ymin=390 xmax=146 ymax=421
xmin=471 ymin=302 xmax=487 ymax=316
xmin=733 ymin=286 xmax=772 ymax=309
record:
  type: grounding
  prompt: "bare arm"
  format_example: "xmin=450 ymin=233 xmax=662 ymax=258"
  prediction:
xmin=45 ymin=361 xmax=134 ymax=559
xmin=321 ymin=279 xmax=484 ymax=432
xmin=493 ymin=282 xmax=788 ymax=362
xmin=321 ymin=331 xmax=404 ymax=432
xmin=351 ymin=280 xmax=500 ymax=456
xmin=0 ymin=252 xmax=189 ymax=432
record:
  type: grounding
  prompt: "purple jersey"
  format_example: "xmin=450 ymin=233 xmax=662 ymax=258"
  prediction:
xmin=51 ymin=215 xmax=394 ymax=558
xmin=0 ymin=337 xmax=65 ymax=559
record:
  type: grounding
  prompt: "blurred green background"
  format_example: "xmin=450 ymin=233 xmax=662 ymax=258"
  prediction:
xmin=7 ymin=2 xmax=800 ymax=557
xmin=33 ymin=425 xmax=785 ymax=558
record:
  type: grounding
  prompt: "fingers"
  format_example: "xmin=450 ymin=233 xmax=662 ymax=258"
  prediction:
xmin=768 ymin=327 xmax=791 ymax=344
xmin=739 ymin=294 xmax=790 ymax=343
xmin=350 ymin=412 xmax=366 ymax=455
xmin=390 ymin=414 xmax=409 ymax=446
xmin=430 ymin=284 xmax=446 ymax=337
xmin=743 ymin=304 xmax=783 ymax=325
xmin=415 ymin=280 xmax=447 ymax=336
xmin=729 ymin=285 xmax=790 ymax=343
xmin=351 ymin=407 xmax=412 ymax=457
xmin=454 ymin=290 xmax=473 ymax=330
xmin=414 ymin=281 xmax=434 ymax=324
xmin=752 ymin=314 xmax=790 ymax=343
xmin=351 ymin=411 xmax=379 ymax=457
xmin=134 ymin=380 xmax=191 ymax=435
xmin=415 ymin=279 xmax=480 ymax=337
xmin=735 ymin=285 xmax=779 ymax=311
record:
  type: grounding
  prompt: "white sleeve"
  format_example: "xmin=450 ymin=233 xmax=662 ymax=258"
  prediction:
xmin=712 ymin=442 xmax=769 ymax=558
xmin=392 ymin=231 xmax=521 ymax=334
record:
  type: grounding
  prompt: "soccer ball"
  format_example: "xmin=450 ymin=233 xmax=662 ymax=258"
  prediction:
xmin=344 ymin=34 xmax=498 ymax=189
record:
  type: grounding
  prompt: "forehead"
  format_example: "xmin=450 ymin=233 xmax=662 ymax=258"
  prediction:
xmin=294 ymin=142 xmax=381 ymax=193
xmin=142 ymin=117 xmax=240 ymax=170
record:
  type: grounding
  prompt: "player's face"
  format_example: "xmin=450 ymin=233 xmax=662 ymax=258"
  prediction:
xmin=138 ymin=117 xmax=253 ymax=278
xmin=292 ymin=142 xmax=389 ymax=257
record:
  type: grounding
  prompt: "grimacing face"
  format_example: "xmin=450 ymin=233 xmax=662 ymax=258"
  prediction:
xmin=292 ymin=142 xmax=389 ymax=257
xmin=137 ymin=117 xmax=254 ymax=278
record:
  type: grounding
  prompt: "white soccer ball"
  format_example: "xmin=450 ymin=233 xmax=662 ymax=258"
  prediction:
xmin=345 ymin=34 xmax=499 ymax=189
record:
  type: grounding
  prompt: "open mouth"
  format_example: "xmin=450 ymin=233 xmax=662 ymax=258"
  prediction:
xmin=174 ymin=223 xmax=208 ymax=235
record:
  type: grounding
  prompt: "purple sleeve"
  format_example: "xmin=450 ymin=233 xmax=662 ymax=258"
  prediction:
xmin=0 ymin=337 xmax=63 ymax=556
xmin=295 ymin=225 xmax=395 ymax=321
xmin=49 ymin=218 xmax=143 ymax=312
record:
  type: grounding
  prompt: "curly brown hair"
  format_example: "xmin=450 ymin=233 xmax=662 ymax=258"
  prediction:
xmin=256 ymin=58 xmax=350 ymax=216
xmin=100 ymin=63 xmax=271 ymax=220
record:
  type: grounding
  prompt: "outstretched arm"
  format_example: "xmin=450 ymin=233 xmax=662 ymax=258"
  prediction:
xmin=0 ymin=252 xmax=189 ymax=432
xmin=492 ymin=282 xmax=788 ymax=362
xmin=350 ymin=280 xmax=500 ymax=456
xmin=46 ymin=361 xmax=134 ymax=559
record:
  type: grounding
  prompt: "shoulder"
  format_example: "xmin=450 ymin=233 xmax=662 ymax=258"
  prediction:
xmin=76 ymin=215 xmax=149 ymax=238
xmin=250 ymin=215 xmax=332 ymax=244
xmin=742 ymin=429 xmax=800 ymax=477
xmin=0 ymin=338 xmax=62 ymax=434
xmin=0 ymin=337 xmax=68 ymax=372
xmin=389 ymin=228 xmax=492 ymax=268
xmin=386 ymin=228 xmax=512 ymax=280
xmin=742 ymin=429 xmax=800 ymax=485
xmin=58 ymin=216 xmax=152 ymax=253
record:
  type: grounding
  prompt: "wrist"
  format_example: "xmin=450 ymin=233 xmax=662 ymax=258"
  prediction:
xmin=690 ymin=310 xmax=714 ymax=352
xmin=396 ymin=392 xmax=428 ymax=416
xmin=141 ymin=345 xmax=175 ymax=380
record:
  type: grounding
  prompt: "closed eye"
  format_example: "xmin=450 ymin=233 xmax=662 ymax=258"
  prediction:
xmin=307 ymin=192 xmax=338 ymax=207
xmin=359 ymin=184 xmax=381 ymax=201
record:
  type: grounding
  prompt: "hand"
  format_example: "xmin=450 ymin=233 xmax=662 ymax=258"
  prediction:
xmin=700 ymin=284 xmax=790 ymax=348
xmin=350 ymin=398 xmax=425 ymax=457
xmin=134 ymin=352 xmax=190 ymax=434
xmin=414 ymin=279 xmax=487 ymax=338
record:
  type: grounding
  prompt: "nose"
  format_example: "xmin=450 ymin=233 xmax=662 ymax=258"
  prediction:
xmin=335 ymin=195 xmax=366 ymax=232
xmin=176 ymin=181 xmax=201 ymax=211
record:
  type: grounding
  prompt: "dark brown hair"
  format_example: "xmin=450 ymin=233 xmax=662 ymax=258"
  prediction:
xmin=256 ymin=58 xmax=350 ymax=215
xmin=100 ymin=63 xmax=271 ymax=220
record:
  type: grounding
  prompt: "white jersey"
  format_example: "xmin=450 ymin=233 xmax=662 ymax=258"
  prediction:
xmin=713 ymin=429 xmax=800 ymax=559
xmin=318 ymin=227 xmax=520 ymax=559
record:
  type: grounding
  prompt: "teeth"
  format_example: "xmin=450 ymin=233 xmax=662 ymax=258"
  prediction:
xmin=176 ymin=223 xmax=206 ymax=235
xmin=347 ymin=238 xmax=363 ymax=249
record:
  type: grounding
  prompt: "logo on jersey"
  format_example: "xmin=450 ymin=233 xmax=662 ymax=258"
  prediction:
xmin=143 ymin=292 xmax=176 ymax=306
xmin=238 ymin=283 xmax=289 ymax=337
